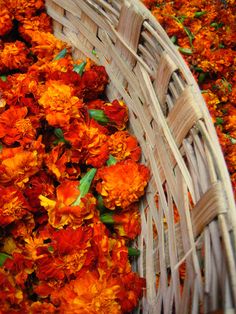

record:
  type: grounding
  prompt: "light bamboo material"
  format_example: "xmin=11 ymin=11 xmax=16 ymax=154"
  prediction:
xmin=45 ymin=0 xmax=236 ymax=313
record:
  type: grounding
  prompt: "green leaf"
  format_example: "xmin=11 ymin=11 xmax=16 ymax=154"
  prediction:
xmin=0 ymin=142 xmax=3 ymax=153
xmin=53 ymin=128 xmax=70 ymax=145
xmin=48 ymin=246 xmax=54 ymax=253
xmin=219 ymin=43 xmax=225 ymax=48
xmin=194 ymin=66 xmax=203 ymax=72
xmin=215 ymin=117 xmax=224 ymax=125
xmin=128 ymin=247 xmax=140 ymax=257
xmin=54 ymin=48 xmax=67 ymax=60
xmin=54 ymin=128 xmax=64 ymax=139
xmin=72 ymin=168 xmax=97 ymax=206
xmin=194 ymin=11 xmax=207 ymax=18
xmin=0 ymin=75 xmax=7 ymax=82
xmin=210 ymin=22 xmax=224 ymax=29
xmin=97 ymin=194 xmax=106 ymax=213
xmin=179 ymin=47 xmax=193 ymax=55
xmin=88 ymin=109 xmax=109 ymax=124
xmin=92 ymin=49 xmax=97 ymax=56
xmin=183 ymin=26 xmax=195 ymax=47
xmin=198 ymin=72 xmax=207 ymax=84
xmin=230 ymin=137 xmax=236 ymax=144
xmin=73 ymin=61 xmax=87 ymax=76
xmin=0 ymin=253 xmax=11 ymax=267
xmin=106 ymin=155 xmax=117 ymax=166
xmin=100 ymin=213 xmax=115 ymax=224
xmin=170 ymin=35 xmax=177 ymax=44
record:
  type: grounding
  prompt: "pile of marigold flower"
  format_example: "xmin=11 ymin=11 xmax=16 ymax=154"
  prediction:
xmin=143 ymin=0 xmax=236 ymax=197
xmin=0 ymin=1 xmax=149 ymax=313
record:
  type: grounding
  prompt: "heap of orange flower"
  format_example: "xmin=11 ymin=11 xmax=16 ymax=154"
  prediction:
xmin=0 ymin=1 xmax=149 ymax=313
xmin=143 ymin=0 xmax=236 ymax=197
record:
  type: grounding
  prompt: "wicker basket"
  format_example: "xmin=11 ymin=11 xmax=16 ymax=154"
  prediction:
xmin=45 ymin=0 xmax=236 ymax=313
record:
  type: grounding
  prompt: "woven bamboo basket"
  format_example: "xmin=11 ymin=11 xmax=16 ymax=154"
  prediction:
xmin=45 ymin=0 xmax=236 ymax=313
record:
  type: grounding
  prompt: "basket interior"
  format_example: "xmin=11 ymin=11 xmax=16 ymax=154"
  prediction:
xmin=45 ymin=0 xmax=236 ymax=313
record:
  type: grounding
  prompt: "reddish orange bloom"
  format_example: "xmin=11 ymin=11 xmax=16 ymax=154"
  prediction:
xmin=118 ymin=272 xmax=146 ymax=313
xmin=7 ymin=0 xmax=45 ymax=21
xmin=29 ymin=302 xmax=56 ymax=314
xmin=39 ymin=180 xmax=97 ymax=228
xmin=64 ymin=119 xmax=109 ymax=168
xmin=0 ymin=106 xmax=36 ymax=146
xmin=113 ymin=205 xmax=141 ymax=240
xmin=44 ymin=144 xmax=81 ymax=181
xmin=0 ymin=8 xmax=13 ymax=36
xmin=0 ymin=41 xmax=32 ymax=73
xmin=0 ymin=72 xmax=42 ymax=108
xmin=0 ymin=139 xmax=44 ymax=188
xmin=0 ymin=185 xmax=31 ymax=227
xmin=28 ymin=31 xmax=69 ymax=61
xmin=96 ymin=160 xmax=150 ymax=209
xmin=78 ymin=65 xmax=109 ymax=100
xmin=50 ymin=270 xmax=122 ymax=314
xmin=4 ymin=252 xmax=34 ymax=288
xmin=24 ymin=171 xmax=55 ymax=212
xmin=88 ymin=99 xmax=129 ymax=130
xmin=38 ymin=80 xmax=83 ymax=127
xmin=0 ymin=269 xmax=25 ymax=312
xmin=110 ymin=238 xmax=131 ymax=274
xmin=108 ymin=131 xmax=141 ymax=162
xmin=18 ymin=12 xmax=52 ymax=43
xmin=35 ymin=227 xmax=95 ymax=282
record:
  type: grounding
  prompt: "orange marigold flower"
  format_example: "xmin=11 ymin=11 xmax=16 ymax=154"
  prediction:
xmin=0 ymin=185 xmax=30 ymax=227
xmin=0 ymin=140 xmax=44 ymax=188
xmin=113 ymin=205 xmax=141 ymax=239
xmin=108 ymin=131 xmax=141 ymax=162
xmin=0 ymin=41 xmax=32 ymax=73
xmin=24 ymin=171 xmax=55 ymax=212
xmin=118 ymin=272 xmax=146 ymax=313
xmin=96 ymin=160 xmax=150 ymax=209
xmin=18 ymin=12 xmax=52 ymax=43
xmin=4 ymin=252 xmax=34 ymax=288
xmin=90 ymin=217 xmax=110 ymax=268
xmin=0 ymin=269 xmax=24 ymax=311
xmin=110 ymin=238 xmax=131 ymax=274
xmin=7 ymin=0 xmax=45 ymax=21
xmin=78 ymin=65 xmax=109 ymax=100
xmin=0 ymin=8 xmax=13 ymax=36
xmin=0 ymin=106 xmax=36 ymax=145
xmin=225 ymin=145 xmax=236 ymax=173
xmin=29 ymin=302 xmax=56 ymax=314
xmin=28 ymin=31 xmax=69 ymax=61
xmin=51 ymin=226 xmax=92 ymax=255
xmin=38 ymin=81 xmax=83 ymax=128
xmin=88 ymin=99 xmax=129 ymax=130
xmin=39 ymin=180 xmax=97 ymax=229
xmin=0 ymin=72 xmax=42 ymax=108
xmin=50 ymin=270 xmax=122 ymax=314
xmin=64 ymin=119 xmax=109 ymax=168
xmin=44 ymin=144 xmax=81 ymax=181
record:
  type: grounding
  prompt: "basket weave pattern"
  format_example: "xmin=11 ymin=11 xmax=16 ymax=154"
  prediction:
xmin=45 ymin=0 xmax=236 ymax=313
